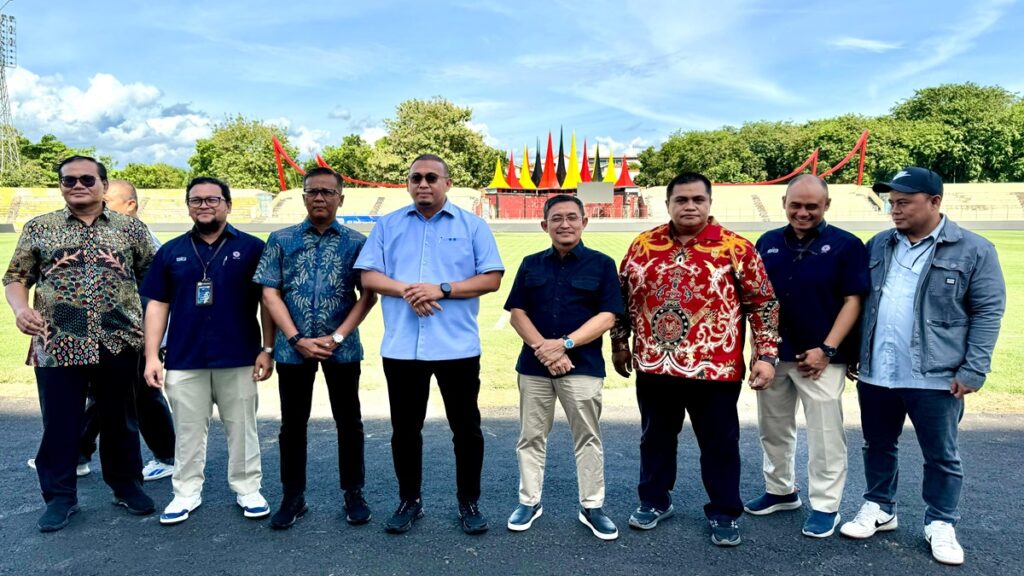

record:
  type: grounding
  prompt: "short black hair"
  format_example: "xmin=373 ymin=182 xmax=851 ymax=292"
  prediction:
xmin=57 ymin=155 xmax=108 ymax=181
xmin=543 ymin=194 xmax=584 ymax=219
xmin=666 ymin=172 xmax=712 ymax=200
xmin=410 ymin=154 xmax=450 ymax=177
xmin=186 ymin=176 xmax=232 ymax=204
xmin=303 ymin=167 xmax=344 ymax=189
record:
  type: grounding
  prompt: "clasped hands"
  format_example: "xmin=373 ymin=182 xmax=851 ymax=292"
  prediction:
xmin=533 ymin=338 xmax=573 ymax=377
xmin=402 ymin=283 xmax=444 ymax=317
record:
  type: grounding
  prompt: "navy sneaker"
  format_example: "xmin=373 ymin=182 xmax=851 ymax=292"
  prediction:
xmin=507 ymin=503 xmax=543 ymax=531
xmin=458 ymin=500 xmax=489 ymax=535
xmin=709 ymin=518 xmax=742 ymax=547
xmin=384 ymin=499 xmax=423 ymax=534
xmin=579 ymin=507 xmax=619 ymax=541
xmin=802 ymin=510 xmax=841 ymax=538
xmin=270 ymin=495 xmax=308 ymax=530
xmin=628 ymin=504 xmax=674 ymax=530
xmin=113 ymin=489 xmax=155 ymax=516
xmin=38 ymin=502 xmax=79 ymax=532
xmin=743 ymin=492 xmax=802 ymax=515
xmin=344 ymin=490 xmax=372 ymax=525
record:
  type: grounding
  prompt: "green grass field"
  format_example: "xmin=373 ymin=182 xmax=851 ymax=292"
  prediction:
xmin=1 ymin=229 xmax=1022 ymax=411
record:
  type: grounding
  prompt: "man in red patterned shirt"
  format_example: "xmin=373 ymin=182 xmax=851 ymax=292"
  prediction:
xmin=611 ymin=172 xmax=780 ymax=547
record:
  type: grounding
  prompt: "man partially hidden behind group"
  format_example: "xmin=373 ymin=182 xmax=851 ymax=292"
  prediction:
xmin=4 ymin=156 xmax=158 ymax=532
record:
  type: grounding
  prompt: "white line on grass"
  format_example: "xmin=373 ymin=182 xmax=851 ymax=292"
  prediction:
xmin=493 ymin=311 xmax=510 ymax=330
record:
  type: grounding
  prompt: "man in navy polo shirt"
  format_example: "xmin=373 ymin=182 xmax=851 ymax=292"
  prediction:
xmin=747 ymin=175 xmax=869 ymax=538
xmin=503 ymin=195 xmax=622 ymax=540
xmin=141 ymin=177 xmax=276 ymax=525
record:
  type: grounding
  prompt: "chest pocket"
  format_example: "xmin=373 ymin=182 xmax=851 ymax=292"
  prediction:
xmin=927 ymin=258 xmax=969 ymax=299
xmin=570 ymin=276 xmax=600 ymax=291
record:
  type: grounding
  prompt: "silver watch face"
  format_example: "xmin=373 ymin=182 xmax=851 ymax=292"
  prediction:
xmin=332 ymin=333 xmax=344 ymax=344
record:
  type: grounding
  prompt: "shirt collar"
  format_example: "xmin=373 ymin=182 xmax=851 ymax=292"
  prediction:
xmin=668 ymin=218 xmax=721 ymax=244
xmin=893 ymin=215 xmax=946 ymax=247
xmin=189 ymin=222 xmax=239 ymax=241
xmin=300 ymin=218 xmax=342 ymax=235
xmin=405 ymin=199 xmax=455 ymax=220
xmin=63 ymin=204 xmax=111 ymax=223
xmin=543 ymin=240 xmax=586 ymax=260
xmin=784 ymin=220 xmax=827 ymax=242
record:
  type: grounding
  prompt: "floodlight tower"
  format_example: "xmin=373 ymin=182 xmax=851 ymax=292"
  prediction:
xmin=0 ymin=0 xmax=20 ymax=175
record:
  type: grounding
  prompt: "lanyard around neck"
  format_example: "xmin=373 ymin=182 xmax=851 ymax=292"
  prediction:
xmin=190 ymin=236 xmax=228 ymax=281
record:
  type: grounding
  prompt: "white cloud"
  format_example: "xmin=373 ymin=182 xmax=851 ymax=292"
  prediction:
xmin=290 ymin=125 xmax=330 ymax=157
xmin=830 ymin=37 xmax=903 ymax=53
xmin=328 ymin=107 xmax=352 ymax=120
xmin=594 ymin=136 xmax=651 ymax=157
xmin=360 ymin=126 xmax=388 ymax=145
xmin=466 ymin=121 xmax=500 ymax=147
xmin=9 ymin=68 xmax=212 ymax=166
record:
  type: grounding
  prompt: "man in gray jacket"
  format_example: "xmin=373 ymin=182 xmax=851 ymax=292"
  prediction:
xmin=839 ymin=167 xmax=1005 ymax=567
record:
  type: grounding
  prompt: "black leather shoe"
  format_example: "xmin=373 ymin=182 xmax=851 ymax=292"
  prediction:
xmin=113 ymin=489 xmax=155 ymax=516
xmin=579 ymin=507 xmax=619 ymax=540
xmin=458 ymin=500 xmax=489 ymax=535
xmin=507 ymin=503 xmax=543 ymax=531
xmin=38 ymin=502 xmax=79 ymax=532
xmin=344 ymin=490 xmax=372 ymax=525
xmin=270 ymin=495 xmax=308 ymax=530
xmin=384 ymin=499 xmax=423 ymax=534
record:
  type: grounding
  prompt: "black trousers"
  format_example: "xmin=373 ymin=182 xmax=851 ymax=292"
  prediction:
xmin=382 ymin=357 xmax=483 ymax=503
xmin=34 ymin=347 xmax=144 ymax=505
xmin=276 ymin=361 xmax=364 ymax=498
xmin=79 ymin=356 xmax=176 ymax=464
xmin=635 ymin=371 xmax=743 ymax=521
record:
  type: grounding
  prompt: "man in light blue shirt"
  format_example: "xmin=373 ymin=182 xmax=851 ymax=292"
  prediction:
xmin=355 ymin=154 xmax=503 ymax=535
xmin=840 ymin=167 xmax=1005 ymax=568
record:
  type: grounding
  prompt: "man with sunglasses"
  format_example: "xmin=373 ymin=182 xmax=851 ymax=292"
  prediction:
xmin=839 ymin=167 xmax=1005 ymax=566
xmin=141 ymin=177 xmax=275 ymax=525
xmin=747 ymin=175 xmax=869 ymax=538
xmin=254 ymin=167 xmax=377 ymax=529
xmin=356 ymin=154 xmax=504 ymax=535
xmin=4 ymin=156 xmax=158 ymax=531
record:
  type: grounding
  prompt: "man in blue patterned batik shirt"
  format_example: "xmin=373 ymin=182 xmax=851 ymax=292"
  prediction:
xmin=255 ymin=167 xmax=377 ymax=530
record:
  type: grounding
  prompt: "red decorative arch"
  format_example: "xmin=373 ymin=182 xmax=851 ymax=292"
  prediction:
xmin=272 ymin=136 xmax=405 ymax=190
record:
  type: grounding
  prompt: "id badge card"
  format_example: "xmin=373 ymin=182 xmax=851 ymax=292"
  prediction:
xmin=195 ymin=280 xmax=214 ymax=306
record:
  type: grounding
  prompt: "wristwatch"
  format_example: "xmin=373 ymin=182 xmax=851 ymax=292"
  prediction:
xmin=757 ymin=354 xmax=779 ymax=367
xmin=819 ymin=344 xmax=838 ymax=358
xmin=287 ymin=333 xmax=302 ymax=347
xmin=261 ymin=346 xmax=274 ymax=354
xmin=440 ymin=282 xmax=452 ymax=299
xmin=332 ymin=332 xmax=345 ymax=345
xmin=562 ymin=336 xmax=575 ymax=350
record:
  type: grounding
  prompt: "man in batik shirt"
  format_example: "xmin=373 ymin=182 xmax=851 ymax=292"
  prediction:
xmin=611 ymin=172 xmax=779 ymax=547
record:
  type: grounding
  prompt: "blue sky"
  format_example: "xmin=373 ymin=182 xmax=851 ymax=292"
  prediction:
xmin=6 ymin=0 xmax=1023 ymax=168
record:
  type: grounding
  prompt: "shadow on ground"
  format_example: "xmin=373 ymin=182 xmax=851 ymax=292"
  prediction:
xmin=0 ymin=398 xmax=1020 ymax=576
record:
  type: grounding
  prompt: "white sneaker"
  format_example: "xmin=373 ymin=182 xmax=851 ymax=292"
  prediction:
xmin=160 ymin=494 xmax=202 ymax=525
xmin=237 ymin=492 xmax=271 ymax=519
xmin=141 ymin=460 xmax=174 ymax=481
xmin=839 ymin=501 xmax=898 ymax=539
xmin=925 ymin=521 xmax=965 ymax=565
xmin=27 ymin=459 xmax=91 ymax=477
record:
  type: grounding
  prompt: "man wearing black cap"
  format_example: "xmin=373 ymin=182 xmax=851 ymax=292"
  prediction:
xmin=839 ymin=167 xmax=1005 ymax=567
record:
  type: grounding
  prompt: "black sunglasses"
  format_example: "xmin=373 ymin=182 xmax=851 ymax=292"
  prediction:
xmin=408 ymin=172 xmax=447 ymax=185
xmin=60 ymin=175 xmax=99 ymax=188
xmin=302 ymin=188 xmax=341 ymax=198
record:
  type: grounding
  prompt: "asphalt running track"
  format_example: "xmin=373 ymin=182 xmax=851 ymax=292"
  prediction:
xmin=1 ymin=397 xmax=1021 ymax=576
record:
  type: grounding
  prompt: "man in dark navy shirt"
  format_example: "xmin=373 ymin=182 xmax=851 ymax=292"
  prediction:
xmin=141 ymin=177 xmax=276 ymax=525
xmin=503 ymin=195 xmax=623 ymax=540
xmin=746 ymin=175 xmax=869 ymax=538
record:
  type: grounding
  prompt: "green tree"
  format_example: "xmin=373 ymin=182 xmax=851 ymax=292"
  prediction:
xmin=369 ymin=98 xmax=502 ymax=187
xmin=304 ymin=134 xmax=373 ymax=182
xmin=188 ymin=115 xmax=299 ymax=192
xmin=113 ymin=163 xmax=189 ymax=188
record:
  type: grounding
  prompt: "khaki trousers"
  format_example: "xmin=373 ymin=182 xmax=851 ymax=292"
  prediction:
xmin=756 ymin=362 xmax=847 ymax=512
xmin=165 ymin=367 xmax=262 ymax=498
xmin=516 ymin=373 xmax=605 ymax=508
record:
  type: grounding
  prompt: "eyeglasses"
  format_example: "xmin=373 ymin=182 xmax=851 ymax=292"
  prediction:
xmin=302 ymin=188 xmax=341 ymax=198
xmin=408 ymin=172 xmax=448 ymax=185
xmin=59 ymin=175 xmax=99 ymax=188
xmin=548 ymin=214 xmax=582 ymax=225
xmin=187 ymin=196 xmax=225 ymax=208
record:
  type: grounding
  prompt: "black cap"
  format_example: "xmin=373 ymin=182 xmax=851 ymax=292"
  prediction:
xmin=872 ymin=167 xmax=943 ymax=196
